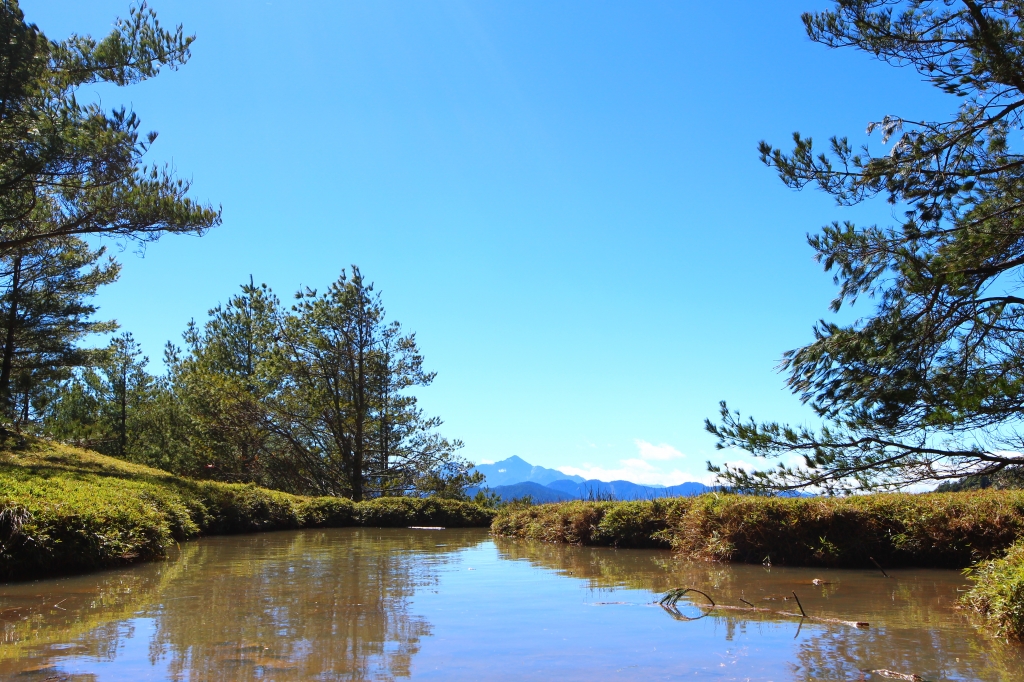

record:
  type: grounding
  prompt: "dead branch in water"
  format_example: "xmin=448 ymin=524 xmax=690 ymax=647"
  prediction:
xmin=869 ymin=556 xmax=891 ymax=578
xmin=863 ymin=669 xmax=925 ymax=681
xmin=659 ymin=587 xmax=869 ymax=629
xmin=791 ymin=591 xmax=807 ymax=617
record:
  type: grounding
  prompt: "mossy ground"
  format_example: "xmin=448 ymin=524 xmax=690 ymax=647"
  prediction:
xmin=0 ymin=439 xmax=493 ymax=581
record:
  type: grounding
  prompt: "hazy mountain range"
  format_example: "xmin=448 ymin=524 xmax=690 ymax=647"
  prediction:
xmin=468 ymin=455 xmax=711 ymax=502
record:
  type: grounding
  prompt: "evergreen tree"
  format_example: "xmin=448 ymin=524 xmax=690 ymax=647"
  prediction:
xmin=367 ymin=321 xmax=476 ymax=497
xmin=166 ymin=279 xmax=283 ymax=480
xmin=0 ymin=1 xmax=220 ymax=254
xmin=0 ymin=236 xmax=118 ymax=427
xmin=45 ymin=332 xmax=153 ymax=458
xmin=276 ymin=267 xmax=468 ymax=500
xmin=708 ymin=1 xmax=1024 ymax=492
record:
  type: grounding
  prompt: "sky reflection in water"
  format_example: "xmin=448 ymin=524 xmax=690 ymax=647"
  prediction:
xmin=1 ymin=528 xmax=1021 ymax=681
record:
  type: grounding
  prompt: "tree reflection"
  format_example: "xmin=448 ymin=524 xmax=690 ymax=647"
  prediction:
xmin=0 ymin=528 xmax=488 ymax=681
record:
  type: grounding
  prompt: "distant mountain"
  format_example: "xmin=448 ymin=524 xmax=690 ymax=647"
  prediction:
xmin=472 ymin=456 xmax=584 ymax=487
xmin=546 ymin=478 xmax=710 ymax=500
xmin=467 ymin=481 xmax=575 ymax=504
xmin=468 ymin=456 xmax=714 ymax=502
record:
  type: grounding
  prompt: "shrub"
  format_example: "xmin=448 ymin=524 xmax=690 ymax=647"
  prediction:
xmin=300 ymin=497 xmax=357 ymax=527
xmin=962 ymin=540 xmax=1024 ymax=639
xmin=492 ymin=491 xmax=1024 ymax=568
xmin=356 ymin=496 xmax=494 ymax=528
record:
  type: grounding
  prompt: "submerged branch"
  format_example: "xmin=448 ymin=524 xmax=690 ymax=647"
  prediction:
xmin=658 ymin=587 xmax=869 ymax=629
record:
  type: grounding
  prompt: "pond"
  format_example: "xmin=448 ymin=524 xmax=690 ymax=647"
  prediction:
xmin=1 ymin=528 xmax=1021 ymax=681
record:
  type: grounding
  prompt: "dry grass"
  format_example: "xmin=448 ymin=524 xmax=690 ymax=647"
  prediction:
xmin=492 ymin=491 xmax=1024 ymax=568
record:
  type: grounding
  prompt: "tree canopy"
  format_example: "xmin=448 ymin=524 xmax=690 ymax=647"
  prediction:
xmin=0 ymin=0 xmax=220 ymax=254
xmin=47 ymin=270 xmax=478 ymax=501
xmin=708 ymin=0 xmax=1024 ymax=493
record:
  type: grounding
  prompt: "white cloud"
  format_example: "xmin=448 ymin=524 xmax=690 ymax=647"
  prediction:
xmin=634 ymin=439 xmax=685 ymax=461
xmin=556 ymin=440 xmax=702 ymax=486
xmin=476 ymin=459 xmax=495 ymax=465
xmin=557 ymin=462 xmax=700 ymax=486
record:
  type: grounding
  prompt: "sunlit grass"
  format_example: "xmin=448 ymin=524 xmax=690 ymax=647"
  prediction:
xmin=492 ymin=492 xmax=1024 ymax=567
xmin=0 ymin=439 xmax=493 ymax=581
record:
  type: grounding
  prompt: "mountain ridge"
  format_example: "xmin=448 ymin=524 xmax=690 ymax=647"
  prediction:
xmin=470 ymin=456 xmax=711 ymax=502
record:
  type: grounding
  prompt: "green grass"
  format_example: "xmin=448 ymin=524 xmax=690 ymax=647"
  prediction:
xmin=962 ymin=540 xmax=1024 ymax=639
xmin=0 ymin=440 xmax=493 ymax=581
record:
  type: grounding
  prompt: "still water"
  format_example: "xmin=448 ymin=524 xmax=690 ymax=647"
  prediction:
xmin=1 ymin=528 xmax=1021 ymax=681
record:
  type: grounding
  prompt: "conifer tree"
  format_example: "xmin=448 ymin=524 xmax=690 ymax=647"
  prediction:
xmin=166 ymin=278 xmax=283 ymax=480
xmin=0 ymin=236 xmax=118 ymax=426
xmin=276 ymin=267 xmax=467 ymax=500
xmin=0 ymin=1 xmax=220 ymax=253
xmin=45 ymin=332 xmax=153 ymax=458
xmin=708 ymin=0 xmax=1024 ymax=492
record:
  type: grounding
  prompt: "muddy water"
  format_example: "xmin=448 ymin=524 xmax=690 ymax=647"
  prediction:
xmin=0 ymin=528 xmax=1021 ymax=681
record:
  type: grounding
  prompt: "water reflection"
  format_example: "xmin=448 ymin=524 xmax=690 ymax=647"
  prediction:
xmin=1 ymin=528 xmax=487 ymax=681
xmin=1 ymin=530 xmax=1022 ymax=681
xmin=494 ymin=536 xmax=1024 ymax=680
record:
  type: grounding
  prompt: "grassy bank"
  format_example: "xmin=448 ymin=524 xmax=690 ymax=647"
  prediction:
xmin=962 ymin=540 xmax=1024 ymax=639
xmin=0 ymin=440 xmax=493 ymax=581
xmin=492 ymin=493 xmax=1024 ymax=568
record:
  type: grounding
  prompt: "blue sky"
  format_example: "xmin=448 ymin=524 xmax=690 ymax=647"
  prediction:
xmin=25 ymin=1 xmax=950 ymax=484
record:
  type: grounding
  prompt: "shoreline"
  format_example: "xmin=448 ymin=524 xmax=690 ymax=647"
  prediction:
xmin=4 ymin=441 xmax=1021 ymax=638
xmin=0 ymin=441 xmax=493 ymax=583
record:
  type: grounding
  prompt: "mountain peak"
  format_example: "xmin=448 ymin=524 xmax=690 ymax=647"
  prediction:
xmin=471 ymin=456 xmax=584 ymax=487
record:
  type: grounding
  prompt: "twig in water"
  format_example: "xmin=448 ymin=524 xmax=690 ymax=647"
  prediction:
xmin=659 ymin=587 xmax=869 ymax=629
xmin=864 ymin=669 xmax=925 ymax=681
xmin=869 ymin=556 xmax=891 ymax=578
xmin=791 ymin=591 xmax=807 ymax=618
xmin=659 ymin=587 xmax=714 ymax=608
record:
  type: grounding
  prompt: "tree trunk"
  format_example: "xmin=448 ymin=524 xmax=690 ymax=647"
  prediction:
xmin=0 ymin=254 xmax=22 ymax=417
xmin=119 ymin=362 xmax=128 ymax=458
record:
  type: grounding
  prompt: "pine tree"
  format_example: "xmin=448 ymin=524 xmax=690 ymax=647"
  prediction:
xmin=0 ymin=1 xmax=220 ymax=253
xmin=708 ymin=1 xmax=1024 ymax=492
xmin=276 ymin=267 xmax=467 ymax=500
xmin=0 ymin=236 xmax=117 ymax=427
xmin=45 ymin=333 xmax=153 ymax=459
xmin=166 ymin=278 xmax=283 ymax=480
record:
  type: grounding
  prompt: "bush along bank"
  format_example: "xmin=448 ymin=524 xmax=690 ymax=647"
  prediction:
xmin=491 ymin=492 xmax=1024 ymax=568
xmin=0 ymin=441 xmax=493 ymax=582
xmin=962 ymin=540 xmax=1024 ymax=639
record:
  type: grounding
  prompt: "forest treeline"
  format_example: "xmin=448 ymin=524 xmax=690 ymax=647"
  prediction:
xmin=0 ymin=1 xmax=479 ymax=502
xmin=31 ymin=269 xmax=478 ymax=501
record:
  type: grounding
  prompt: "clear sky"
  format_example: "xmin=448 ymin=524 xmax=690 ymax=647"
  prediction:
xmin=24 ymin=1 xmax=950 ymax=485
